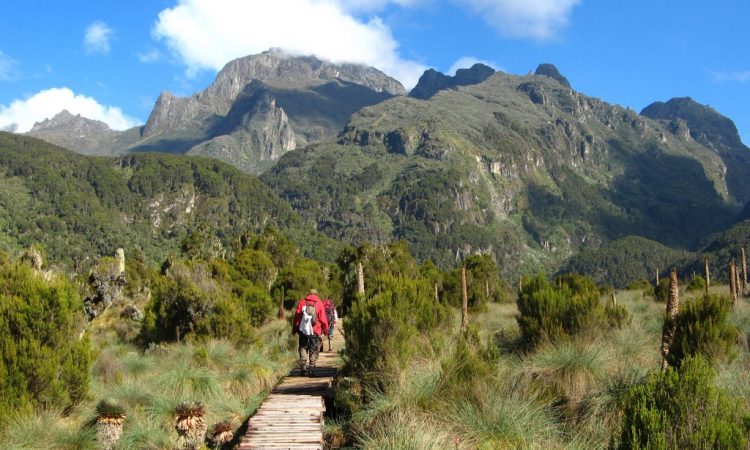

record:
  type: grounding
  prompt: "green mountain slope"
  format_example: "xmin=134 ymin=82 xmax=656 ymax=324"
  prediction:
xmin=0 ymin=132 xmax=338 ymax=267
xmin=559 ymin=236 xmax=690 ymax=287
xmin=263 ymin=67 xmax=745 ymax=277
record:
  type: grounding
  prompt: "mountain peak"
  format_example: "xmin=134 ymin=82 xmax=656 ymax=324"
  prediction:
xmin=640 ymin=97 xmax=743 ymax=150
xmin=409 ymin=63 xmax=495 ymax=100
xmin=30 ymin=110 xmax=112 ymax=133
xmin=534 ymin=63 xmax=571 ymax=88
xmin=142 ymin=50 xmax=406 ymax=140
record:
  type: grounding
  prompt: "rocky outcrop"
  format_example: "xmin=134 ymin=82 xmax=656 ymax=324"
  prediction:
xmin=410 ymin=64 xmax=495 ymax=100
xmin=641 ymin=97 xmax=743 ymax=150
xmin=187 ymin=87 xmax=296 ymax=172
xmin=534 ymin=63 xmax=571 ymax=88
xmin=26 ymin=110 xmax=121 ymax=155
xmin=84 ymin=253 xmax=127 ymax=321
xmin=143 ymin=50 xmax=405 ymax=140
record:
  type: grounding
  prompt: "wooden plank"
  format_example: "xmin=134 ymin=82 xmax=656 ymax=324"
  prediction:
xmin=242 ymin=321 xmax=342 ymax=449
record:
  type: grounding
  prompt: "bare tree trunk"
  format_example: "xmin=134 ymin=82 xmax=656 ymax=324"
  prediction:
xmin=735 ymin=260 xmax=742 ymax=303
xmin=704 ymin=256 xmax=710 ymax=294
xmin=519 ymin=275 xmax=523 ymax=291
xmin=730 ymin=261 xmax=738 ymax=308
xmin=357 ymin=262 xmax=365 ymax=296
xmin=611 ymin=291 xmax=617 ymax=307
xmin=656 ymin=269 xmax=660 ymax=286
xmin=742 ymin=248 xmax=747 ymax=294
xmin=461 ymin=267 xmax=468 ymax=332
xmin=660 ymin=270 xmax=680 ymax=370
xmin=434 ymin=282 xmax=439 ymax=301
xmin=277 ymin=290 xmax=285 ymax=320
xmin=485 ymin=279 xmax=490 ymax=298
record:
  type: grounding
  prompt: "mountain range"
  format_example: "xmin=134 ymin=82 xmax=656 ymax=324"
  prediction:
xmin=11 ymin=50 xmax=750 ymax=283
xmin=27 ymin=49 xmax=403 ymax=173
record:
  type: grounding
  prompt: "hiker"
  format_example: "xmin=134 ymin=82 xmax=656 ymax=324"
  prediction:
xmin=292 ymin=289 xmax=329 ymax=375
xmin=323 ymin=299 xmax=338 ymax=351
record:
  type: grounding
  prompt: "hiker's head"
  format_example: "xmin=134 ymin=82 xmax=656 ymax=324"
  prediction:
xmin=308 ymin=289 xmax=319 ymax=297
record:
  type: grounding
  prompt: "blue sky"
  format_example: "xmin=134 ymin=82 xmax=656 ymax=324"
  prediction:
xmin=1 ymin=0 xmax=748 ymax=144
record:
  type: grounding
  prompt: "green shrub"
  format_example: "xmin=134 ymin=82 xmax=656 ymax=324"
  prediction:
xmin=667 ymin=294 xmax=737 ymax=368
xmin=442 ymin=254 xmax=512 ymax=311
xmin=653 ymin=277 xmax=670 ymax=302
xmin=626 ymin=279 xmax=654 ymax=296
xmin=617 ymin=355 xmax=746 ymax=449
xmin=140 ymin=260 xmax=255 ymax=344
xmin=604 ymin=304 xmax=632 ymax=329
xmin=516 ymin=274 xmax=604 ymax=346
xmin=232 ymin=280 xmax=275 ymax=326
xmin=686 ymin=274 xmax=706 ymax=292
xmin=344 ymin=275 xmax=451 ymax=383
xmin=0 ymin=261 xmax=91 ymax=416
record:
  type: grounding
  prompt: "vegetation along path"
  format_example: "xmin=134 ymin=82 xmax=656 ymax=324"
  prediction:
xmin=239 ymin=322 xmax=344 ymax=449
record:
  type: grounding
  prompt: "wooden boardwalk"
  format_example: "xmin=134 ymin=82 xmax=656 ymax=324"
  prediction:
xmin=239 ymin=322 xmax=344 ymax=450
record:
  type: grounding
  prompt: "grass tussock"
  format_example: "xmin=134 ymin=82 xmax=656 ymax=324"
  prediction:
xmin=0 ymin=319 xmax=295 ymax=449
xmin=335 ymin=287 xmax=750 ymax=449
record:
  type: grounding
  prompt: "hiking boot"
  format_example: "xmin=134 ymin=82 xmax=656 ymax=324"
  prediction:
xmin=309 ymin=365 xmax=316 ymax=377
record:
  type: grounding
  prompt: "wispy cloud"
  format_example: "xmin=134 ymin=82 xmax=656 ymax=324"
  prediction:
xmin=138 ymin=48 xmax=163 ymax=63
xmin=84 ymin=21 xmax=114 ymax=54
xmin=0 ymin=87 xmax=139 ymax=133
xmin=455 ymin=0 xmax=581 ymax=40
xmin=152 ymin=0 xmax=427 ymax=88
xmin=0 ymin=50 xmax=20 ymax=81
xmin=710 ymin=69 xmax=750 ymax=83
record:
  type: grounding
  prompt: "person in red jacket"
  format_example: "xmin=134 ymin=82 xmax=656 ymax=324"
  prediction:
xmin=292 ymin=289 xmax=329 ymax=375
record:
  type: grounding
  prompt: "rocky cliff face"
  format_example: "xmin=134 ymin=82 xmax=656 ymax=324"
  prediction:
xmin=409 ymin=63 xmax=495 ymax=100
xmin=188 ymin=91 xmax=297 ymax=173
xmin=641 ymin=97 xmax=750 ymax=202
xmin=265 ymin=67 xmax=745 ymax=277
xmin=534 ymin=63 xmax=571 ymax=88
xmin=143 ymin=49 xmax=405 ymax=140
xmin=26 ymin=110 xmax=121 ymax=155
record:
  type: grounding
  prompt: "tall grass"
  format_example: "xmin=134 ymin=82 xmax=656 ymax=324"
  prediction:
xmin=337 ymin=288 xmax=750 ymax=449
xmin=0 ymin=318 xmax=295 ymax=449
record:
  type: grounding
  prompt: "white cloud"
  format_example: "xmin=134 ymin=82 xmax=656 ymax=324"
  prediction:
xmin=0 ymin=50 xmax=19 ymax=81
xmin=138 ymin=48 xmax=163 ymax=63
xmin=85 ymin=21 xmax=114 ymax=54
xmin=447 ymin=56 xmax=499 ymax=75
xmin=0 ymin=87 xmax=140 ymax=133
xmin=711 ymin=70 xmax=750 ymax=83
xmin=152 ymin=0 xmax=427 ymax=88
xmin=456 ymin=0 xmax=580 ymax=40
xmin=339 ymin=0 xmax=424 ymax=12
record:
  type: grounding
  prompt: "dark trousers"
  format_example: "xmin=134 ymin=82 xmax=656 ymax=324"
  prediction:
xmin=297 ymin=333 xmax=320 ymax=369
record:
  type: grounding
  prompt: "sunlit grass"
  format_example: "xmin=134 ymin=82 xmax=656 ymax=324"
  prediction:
xmin=0 ymin=318 xmax=295 ymax=449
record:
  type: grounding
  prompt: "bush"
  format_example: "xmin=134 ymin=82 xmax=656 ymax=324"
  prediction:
xmin=626 ymin=279 xmax=654 ymax=296
xmin=442 ymin=254 xmax=513 ymax=311
xmin=653 ymin=277 xmax=670 ymax=302
xmin=667 ymin=294 xmax=737 ymax=368
xmin=686 ymin=274 xmax=706 ymax=292
xmin=604 ymin=304 xmax=632 ymax=329
xmin=344 ymin=275 xmax=451 ymax=383
xmin=516 ymin=274 xmax=604 ymax=346
xmin=0 ymin=261 xmax=91 ymax=416
xmin=140 ymin=260 xmax=255 ymax=344
xmin=617 ymin=355 xmax=746 ymax=449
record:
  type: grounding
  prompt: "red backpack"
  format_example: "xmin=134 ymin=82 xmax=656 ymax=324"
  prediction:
xmin=324 ymin=300 xmax=335 ymax=325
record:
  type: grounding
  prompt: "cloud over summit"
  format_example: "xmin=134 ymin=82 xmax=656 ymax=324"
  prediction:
xmin=152 ymin=0 xmax=427 ymax=88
